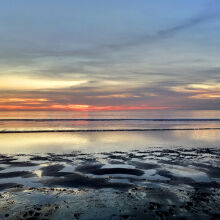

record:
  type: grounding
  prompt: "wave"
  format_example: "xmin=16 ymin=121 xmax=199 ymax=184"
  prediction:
xmin=1 ymin=127 xmax=220 ymax=133
xmin=1 ymin=118 xmax=220 ymax=122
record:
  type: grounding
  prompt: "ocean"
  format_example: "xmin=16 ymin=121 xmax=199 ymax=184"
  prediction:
xmin=0 ymin=110 xmax=220 ymax=153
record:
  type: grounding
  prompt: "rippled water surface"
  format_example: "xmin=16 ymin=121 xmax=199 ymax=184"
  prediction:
xmin=0 ymin=110 xmax=220 ymax=154
xmin=0 ymin=110 xmax=220 ymax=219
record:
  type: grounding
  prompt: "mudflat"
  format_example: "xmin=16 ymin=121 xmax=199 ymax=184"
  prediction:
xmin=0 ymin=147 xmax=219 ymax=219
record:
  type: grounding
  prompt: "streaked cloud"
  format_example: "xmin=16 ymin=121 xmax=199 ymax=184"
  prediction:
xmin=0 ymin=0 xmax=219 ymax=111
xmin=190 ymin=94 xmax=220 ymax=99
xmin=171 ymin=82 xmax=220 ymax=93
xmin=0 ymin=104 xmax=169 ymax=111
xmin=0 ymin=98 xmax=49 ymax=103
xmin=0 ymin=75 xmax=87 ymax=90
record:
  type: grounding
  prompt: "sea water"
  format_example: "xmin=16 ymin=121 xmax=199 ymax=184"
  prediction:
xmin=0 ymin=110 xmax=220 ymax=153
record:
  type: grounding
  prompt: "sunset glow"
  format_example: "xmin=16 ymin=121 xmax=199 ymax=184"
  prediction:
xmin=0 ymin=104 xmax=169 ymax=111
xmin=0 ymin=75 xmax=87 ymax=90
xmin=0 ymin=1 xmax=219 ymax=111
xmin=0 ymin=98 xmax=49 ymax=103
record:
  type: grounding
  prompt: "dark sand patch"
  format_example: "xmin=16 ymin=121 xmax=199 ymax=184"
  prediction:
xmin=0 ymin=159 xmax=38 ymax=167
xmin=157 ymin=159 xmax=184 ymax=166
xmin=41 ymin=172 xmax=132 ymax=190
xmin=40 ymin=164 xmax=73 ymax=177
xmin=108 ymin=160 xmax=125 ymax=164
xmin=7 ymin=161 xmax=38 ymax=167
xmin=192 ymin=163 xmax=220 ymax=178
xmin=108 ymin=155 xmax=128 ymax=161
xmin=46 ymin=153 xmax=73 ymax=163
xmin=0 ymin=158 xmax=17 ymax=163
xmin=90 ymin=168 xmax=144 ymax=176
xmin=0 ymin=183 xmax=23 ymax=191
xmin=191 ymin=181 xmax=220 ymax=189
xmin=76 ymin=163 xmax=144 ymax=176
xmin=129 ymin=161 xmax=160 ymax=170
xmin=76 ymin=157 xmax=97 ymax=162
xmin=156 ymin=169 xmax=197 ymax=185
xmin=127 ymin=153 xmax=146 ymax=159
xmin=30 ymin=156 xmax=49 ymax=161
xmin=75 ymin=163 xmax=103 ymax=173
xmin=0 ymin=171 xmax=36 ymax=179
xmin=111 ymin=151 xmax=127 ymax=154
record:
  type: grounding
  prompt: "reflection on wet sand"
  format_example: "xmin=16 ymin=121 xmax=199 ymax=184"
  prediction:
xmin=0 ymin=130 xmax=220 ymax=154
xmin=0 ymin=127 xmax=220 ymax=219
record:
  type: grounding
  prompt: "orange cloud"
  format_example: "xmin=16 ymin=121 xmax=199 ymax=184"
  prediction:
xmin=171 ymin=83 xmax=220 ymax=93
xmin=48 ymin=104 xmax=170 ymax=111
xmin=0 ymin=98 xmax=49 ymax=103
xmin=94 ymin=94 xmax=141 ymax=99
xmin=190 ymin=94 xmax=220 ymax=99
xmin=171 ymin=82 xmax=220 ymax=100
xmin=0 ymin=97 xmax=170 ymax=111
xmin=0 ymin=105 xmax=49 ymax=110
xmin=0 ymin=104 xmax=169 ymax=111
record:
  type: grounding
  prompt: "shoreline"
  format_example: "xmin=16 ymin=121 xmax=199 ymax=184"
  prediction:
xmin=1 ymin=127 xmax=220 ymax=133
xmin=0 ymin=147 xmax=219 ymax=219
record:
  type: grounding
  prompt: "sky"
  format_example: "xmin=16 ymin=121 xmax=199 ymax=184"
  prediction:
xmin=0 ymin=0 xmax=220 ymax=111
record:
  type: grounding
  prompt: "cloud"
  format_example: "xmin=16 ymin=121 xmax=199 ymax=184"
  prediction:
xmin=0 ymin=98 xmax=49 ymax=103
xmin=0 ymin=1 xmax=220 ymax=111
xmin=1 ymin=79 xmax=220 ymax=110
xmin=2 ymin=1 xmax=219 ymax=71
xmin=0 ymin=103 xmax=170 ymax=111
xmin=105 ymin=2 xmax=220 ymax=50
xmin=157 ymin=11 xmax=219 ymax=37
xmin=0 ymin=75 xmax=88 ymax=90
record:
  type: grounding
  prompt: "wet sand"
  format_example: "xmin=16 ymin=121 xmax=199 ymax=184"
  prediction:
xmin=0 ymin=147 xmax=220 ymax=219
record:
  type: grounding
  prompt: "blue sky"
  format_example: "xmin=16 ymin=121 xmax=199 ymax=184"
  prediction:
xmin=0 ymin=0 xmax=220 ymax=110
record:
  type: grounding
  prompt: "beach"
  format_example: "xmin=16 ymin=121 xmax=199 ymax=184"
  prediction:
xmin=1 ymin=0 xmax=220 ymax=218
xmin=0 ymin=111 xmax=220 ymax=219
xmin=0 ymin=146 xmax=220 ymax=219
xmin=2 ymin=0 xmax=220 ymax=218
